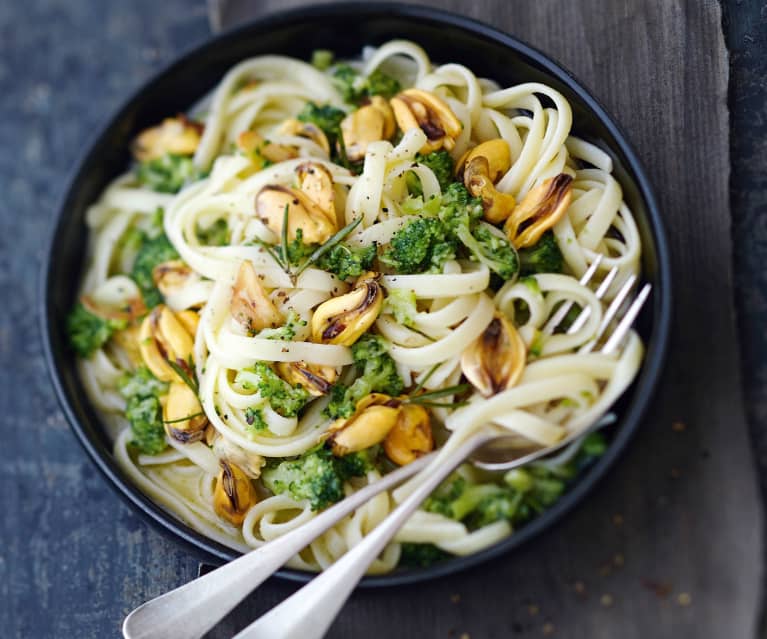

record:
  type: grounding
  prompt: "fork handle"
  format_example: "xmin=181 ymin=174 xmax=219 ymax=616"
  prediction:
xmin=122 ymin=454 xmax=432 ymax=639
xmin=233 ymin=432 xmax=490 ymax=639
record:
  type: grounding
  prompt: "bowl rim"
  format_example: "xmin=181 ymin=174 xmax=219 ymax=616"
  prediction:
xmin=40 ymin=0 xmax=672 ymax=588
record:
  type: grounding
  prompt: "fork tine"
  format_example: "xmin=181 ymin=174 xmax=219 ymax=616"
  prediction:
xmin=579 ymin=273 xmax=637 ymax=353
xmin=601 ymin=283 xmax=651 ymax=355
xmin=566 ymin=265 xmax=619 ymax=334
xmin=543 ymin=255 xmax=603 ymax=335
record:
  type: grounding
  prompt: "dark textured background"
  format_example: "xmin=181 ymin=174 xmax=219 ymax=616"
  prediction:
xmin=2 ymin=1 xmax=765 ymax=638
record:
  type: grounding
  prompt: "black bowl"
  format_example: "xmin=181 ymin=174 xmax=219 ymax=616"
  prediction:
xmin=40 ymin=2 xmax=672 ymax=587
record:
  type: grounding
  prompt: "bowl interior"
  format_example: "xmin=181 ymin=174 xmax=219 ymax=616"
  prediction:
xmin=42 ymin=3 xmax=670 ymax=587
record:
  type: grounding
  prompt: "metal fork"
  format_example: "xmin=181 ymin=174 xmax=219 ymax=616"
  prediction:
xmin=122 ymin=268 xmax=650 ymax=639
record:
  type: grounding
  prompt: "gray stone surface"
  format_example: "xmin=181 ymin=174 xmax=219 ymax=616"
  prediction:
xmin=0 ymin=2 xmax=209 ymax=636
xmin=2 ymin=1 xmax=766 ymax=638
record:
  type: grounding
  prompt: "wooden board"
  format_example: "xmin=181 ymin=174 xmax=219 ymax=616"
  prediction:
xmin=0 ymin=1 xmax=762 ymax=637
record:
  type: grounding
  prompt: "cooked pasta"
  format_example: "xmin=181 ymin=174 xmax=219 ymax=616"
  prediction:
xmin=68 ymin=40 xmax=643 ymax=573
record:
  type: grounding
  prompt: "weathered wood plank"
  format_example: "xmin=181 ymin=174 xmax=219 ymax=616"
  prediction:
xmin=0 ymin=1 xmax=761 ymax=638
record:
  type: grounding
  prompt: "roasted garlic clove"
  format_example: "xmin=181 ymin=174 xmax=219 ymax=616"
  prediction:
xmin=132 ymin=115 xmax=202 ymax=162
xmin=461 ymin=313 xmax=526 ymax=397
xmin=211 ymin=434 xmax=265 ymax=479
xmin=213 ymin=460 xmax=258 ymax=526
xmin=138 ymin=305 xmax=196 ymax=383
xmin=255 ymin=184 xmax=337 ymax=244
xmin=390 ymin=89 xmax=462 ymax=153
xmin=163 ymin=381 xmax=207 ymax=444
xmin=340 ymin=96 xmax=396 ymax=162
xmin=463 ymin=156 xmax=517 ymax=224
xmin=275 ymin=361 xmax=337 ymax=396
xmin=236 ymin=130 xmax=298 ymax=166
xmin=231 ymin=260 xmax=283 ymax=335
xmin=327 ymin=393 xmax=401 ymax=456
xmin=295 ymin=162 xmax=336 ymax=224
xmin=310 ymin=272 xmax=383 ymax=346
xmin=504 ymin=174 xmax=573 ymax=248
xmin=383 ymin=404 xmax=433 ymax=466
xmin=278 ymin=119 xmax=331 ymax=155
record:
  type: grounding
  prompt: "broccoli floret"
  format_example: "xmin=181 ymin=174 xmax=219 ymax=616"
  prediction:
xmin=135 ymin=153 xmax=206 ymax=194
xmin=297 ymin=102 xmax=346 ymax=151
xmin=235 ymin=362 xmax=311 ymax=418
xmin=382 ymin=288 xmax=418 ymax=327
xmin=424 ymin=435 xmax=610 ymax=530
xmin=438 ymin=183 xmax=519 ymax=280
xmin=262 ymin=447 xmax=344 ymax=510
xmin=262 ymin=445 xmax=374 ymax=511
xmin=130 ymin=231 xmax=180 ymax=308
xmin=399 ymin=543 xmax=449 ymax=568
xmin=118 ymin=366 xmax=169 ymax=455
xmin=311 ymin=49 xmax=334 ymax=70
xmin=385 ymin=183 xmax=518 ymax=279
xmin=468 ymin=492 xmax=520 ymax=528
xmin=518 ymin=231 xmax=564 ymax=275
xmin=119 ymin=365 xmax=168 ymax=399
xmin=66 ymin=303 xmax=127 ymax=358
xmin=335 ymin=447 xmax=378 ymax=479
xmin=244 ymin=407 xmax=268 ymax=432
xmin=424 ymin=475 xmax=505 ymax=521
xmin=257 ymin=310 xmax=307 ymax=341
xmin=380 ymin=217 xmax=457 ymax=274
xmin=196 ymin=218 xmax=229 ymax=246
xmin=325 ymin=334 xmax=404 ymax=419
xmin=406 ymin=151 xmax=455 ymax=195
xmin=332 ymin=64 xmax=401 ymax=104
xmin=316 ymin=243 xmax=377 ymax=281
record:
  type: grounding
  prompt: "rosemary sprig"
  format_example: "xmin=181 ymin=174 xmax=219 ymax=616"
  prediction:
xmin=254 ymin=212 xmax=364 ymax=282
xmin=411 ymin=363 xmax=440 ymax=395
xmin=292 ymin=216 xmax=363 ymax=277
xmin=167 ymin=359 xmax=199 ymax=395
xmin=162 ymin=411 xmax=204 ymax=424
xmin=280 ymin=202 xmax=290 ymax=272
xmin=405 ymin=383 xmax=471 ymax=408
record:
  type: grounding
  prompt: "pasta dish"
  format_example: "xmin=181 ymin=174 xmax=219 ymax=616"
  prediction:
xmin=67 ymin=40 xmax=643 ymax=572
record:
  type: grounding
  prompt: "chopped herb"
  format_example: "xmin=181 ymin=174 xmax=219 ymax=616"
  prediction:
xmin=67 ymin=303 xmax=127 ymax=358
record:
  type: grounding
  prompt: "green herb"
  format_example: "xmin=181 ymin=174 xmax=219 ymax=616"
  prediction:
xmin=236 ymin=362 xmax=311 ymax=418
xmin=135 ymin=153 xmax=206 ymax=194
xmin=244 ymin=407 xmax=269 ymax=432
xmin=332 ymin=64 xmax=401 ymax=104
xmin=196 ymin=219 xmax=229 ymax=246
xmin=261 ymin=445 xmax=376 ymax=511
xmin=130 ymin=229 xmax=180 ymax=308
xmin=118 ymin=366 xmax=169 ymax=455
xmin=66 ymin=303 xmax=127 ymax=358
xmin=296 ymin=102 xmax=346 ymax=161
xmin=405 ymin=150 xmax=455 ymax=196
xmin=325 ymin=335 xmax=404 ymax=419
xmin=382 ymin=288 xmax=418 ymax=327
xmin=520 ymin=276 xmax=541 ymax=295
xmin=315 ymin=243 xmax=377 ymax=281
xmin=258 ymin=310 xmax=307 ymax=341
xmin=257 ymin=215 xmax=364 ymax=282
xmin=400 ymin=543 xmax=448 ymax=568
xmin=167 ymin=359 xmax=199 ymax=396
xmin=311 ymin=49 xmax=334 ymax=70
xmin=528 ymin=330 xmax=544 ymax=358
xmin=518 ymin=231 xmax=564 ymax=275
xmin=380 ymin=216 xmax=457 ymax=274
